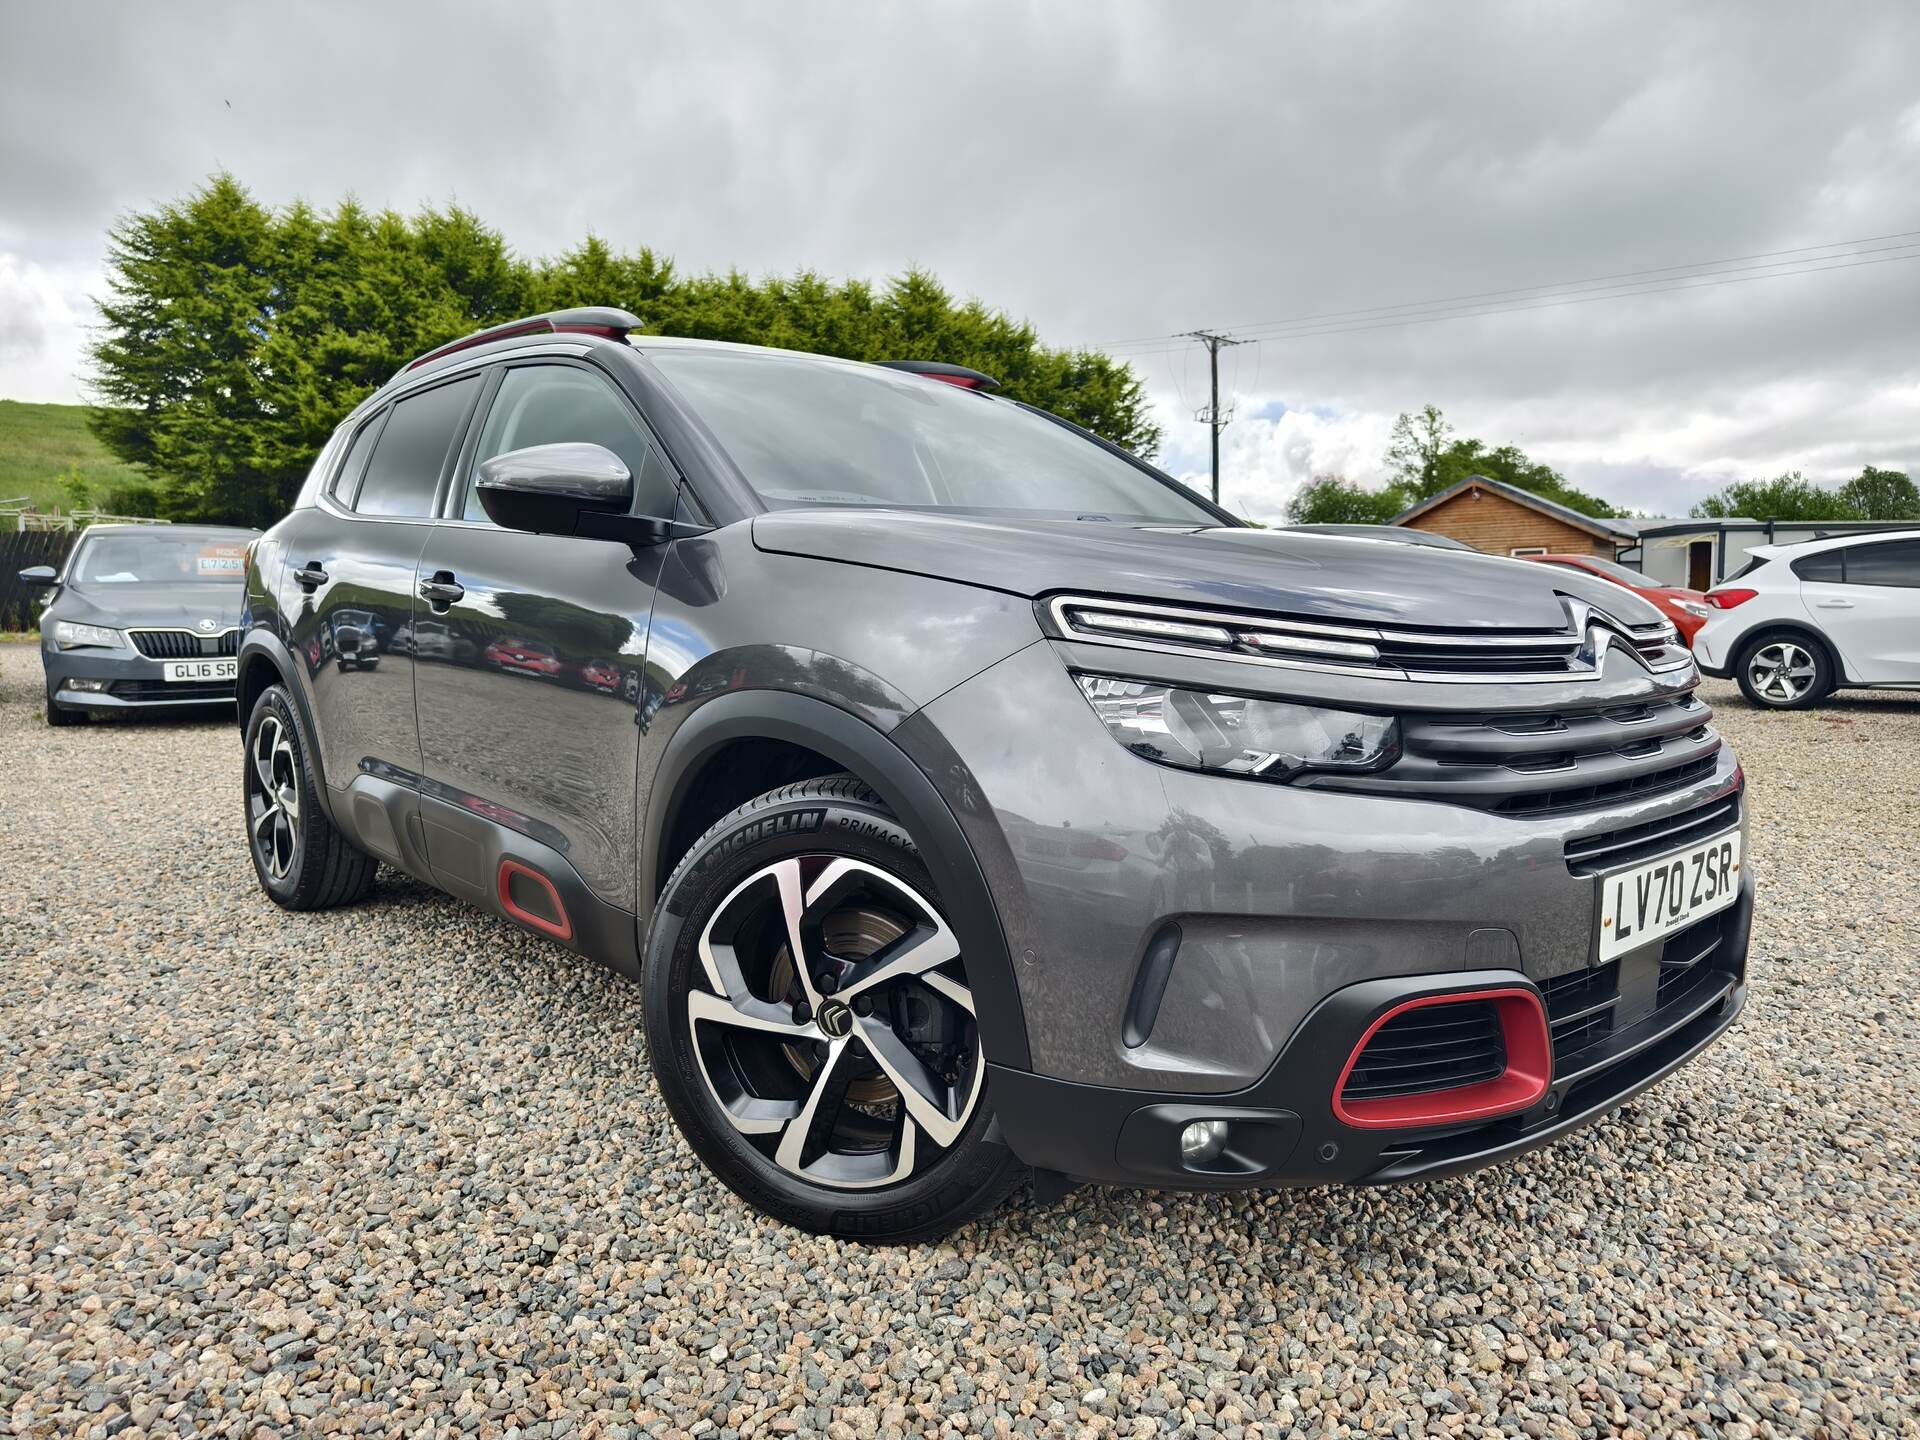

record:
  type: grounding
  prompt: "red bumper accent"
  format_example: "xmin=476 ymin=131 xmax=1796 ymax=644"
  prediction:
xmin=1333 ymin=987 xmax=1551 ymax=1130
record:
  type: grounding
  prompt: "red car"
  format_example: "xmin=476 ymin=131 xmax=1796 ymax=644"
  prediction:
xmin=1520 ymin=554 xmax=1714 ymax=644
xmin=482 ymin=636 xmax=565 ymax=678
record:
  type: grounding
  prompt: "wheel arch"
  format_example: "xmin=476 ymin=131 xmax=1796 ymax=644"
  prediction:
xmin=642 ymin=689 xmax=1032 ymax=1070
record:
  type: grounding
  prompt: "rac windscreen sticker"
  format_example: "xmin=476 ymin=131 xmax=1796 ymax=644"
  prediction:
xmin=197 ymin=544 xmax=246 ymax=577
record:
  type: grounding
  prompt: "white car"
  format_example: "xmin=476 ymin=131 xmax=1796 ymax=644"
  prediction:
xmin=1693 ymin=529 xmax=1920 ymax=707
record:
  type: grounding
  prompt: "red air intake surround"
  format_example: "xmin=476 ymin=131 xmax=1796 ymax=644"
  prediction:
xmin=1332 ymin=986 xmax=1551 ymax=1130
xmin=498 ymin=858 xmax=573 ymax=942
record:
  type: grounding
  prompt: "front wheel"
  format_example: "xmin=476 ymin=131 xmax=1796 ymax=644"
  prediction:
xmin=642 ymin=777 xmax=1025 ymax=1242
xmin=45 ymin=690 xmax=83 ymax=727
xmin=1735 ymin=633 xmax=1832 ymax=709
xmin=243 ymin=684 xmax=379 ymax=909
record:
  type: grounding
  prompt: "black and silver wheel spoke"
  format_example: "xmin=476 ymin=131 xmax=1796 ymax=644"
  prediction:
xmin=1750 ymin=642 xmax=1814 ymax=702
xmin=248 ymin=716 xmax=301 ymax=881
xmin=685 ymin=854 xmax=981 ymax=1192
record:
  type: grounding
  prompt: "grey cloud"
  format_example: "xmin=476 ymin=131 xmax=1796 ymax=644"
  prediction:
xmin=2 ymin=1 xmax=1918 ymax=513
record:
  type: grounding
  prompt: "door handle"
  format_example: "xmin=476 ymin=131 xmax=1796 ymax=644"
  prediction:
xmin=294 ymin=562 xmax=329 ymax=591
xmin=1815 ymin=599 xmax=1854 ymax=609
xmin=418 ymin=571 xmax=466 ymax=610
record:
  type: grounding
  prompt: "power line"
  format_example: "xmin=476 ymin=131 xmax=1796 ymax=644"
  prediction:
xmin=1104 ymin=246 xmax=1920 ymax=360
xmin=1089 ymin=226 xmax=1920 ymax=353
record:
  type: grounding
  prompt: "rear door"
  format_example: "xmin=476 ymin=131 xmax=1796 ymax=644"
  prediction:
xmin=412 ymin=358 xmax=680 ymax=912
xmin=281 ymin=373 xmax=481 ymax=795
xmin=1799 ymin=538 xmax=1920 ymax=683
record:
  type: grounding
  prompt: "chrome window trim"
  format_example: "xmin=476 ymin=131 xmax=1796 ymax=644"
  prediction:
xmin=1044 ymin=594 xmax=1695 ymax=686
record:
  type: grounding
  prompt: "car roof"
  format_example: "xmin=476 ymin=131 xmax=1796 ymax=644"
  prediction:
xmin=79 ymin=523 xmax=259 ymax=537
xmin=1749 ymin=526 xmax=1920 ymax=559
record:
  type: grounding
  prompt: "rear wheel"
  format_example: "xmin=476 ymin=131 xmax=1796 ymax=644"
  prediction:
xmin=1735 ymin=632 xmax=1832 ymax=709
xmin=642 ymin=776 xmax=1025 ymax=1242
xmin=243 ymin=684 xmax=378 ymax=909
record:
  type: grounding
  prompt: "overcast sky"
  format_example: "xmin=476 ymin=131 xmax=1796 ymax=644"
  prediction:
xmin=3 ymin=1 xmax=1918 ymax=519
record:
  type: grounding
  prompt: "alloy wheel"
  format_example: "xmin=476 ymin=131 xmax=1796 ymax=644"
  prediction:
xmin=1747 ymin=640 xmax=1817 ymax=704
xmin=247 ymin=714 xmax=302 ymax=882
xmin=686 ymin=856 xmax=983 ymax=1190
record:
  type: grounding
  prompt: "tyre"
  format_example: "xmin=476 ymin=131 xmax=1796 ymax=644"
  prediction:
xmin=243 ymin=683 xmax=379 ymax=909
xmin=45 ymin=690 xmax=83 ymax=727
xmin=642 ymin=776 xmax=1026 ymax=1242
xmin=1734 ymin=632 xmax=1833 ymax=709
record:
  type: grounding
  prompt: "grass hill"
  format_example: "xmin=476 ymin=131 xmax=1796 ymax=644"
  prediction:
xmin=0 ymin=400 xmax=149 ymax=515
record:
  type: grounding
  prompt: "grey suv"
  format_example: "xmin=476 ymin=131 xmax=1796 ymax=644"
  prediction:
xmin=237 ymin=308 xmax=1753 ymax=1240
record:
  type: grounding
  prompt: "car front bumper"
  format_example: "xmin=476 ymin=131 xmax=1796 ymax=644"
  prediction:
xmin=42 ymin=642 xmax=238 ymax=711
xmin=986 ymin=873 xmax=1750 ymax=1188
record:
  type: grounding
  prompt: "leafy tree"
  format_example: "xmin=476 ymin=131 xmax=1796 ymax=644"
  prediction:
xmin=1385 ymin=404 xmax=1619 ymax=517
xmin=1690 ymin=472 xmax=1860 ymax=521
xmin=1285 ymin=475 xmax=1409 ymax=524
xmin=90 ymin=175 xmax=1159 ymax=523
xmin=1384 ymin=404 xmax=1452 ymax=496
xmin=1834 ymin=464 xmax=1920 ymax=520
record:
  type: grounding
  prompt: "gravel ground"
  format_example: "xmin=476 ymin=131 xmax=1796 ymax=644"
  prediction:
xmin=2 ymin=638 xmax=1917 ymax=1439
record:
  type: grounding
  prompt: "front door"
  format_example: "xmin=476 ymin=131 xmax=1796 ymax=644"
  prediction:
xmin=1687 ymin=540 xmax=1713 ymax=592
xmin=281 ymin=372 xmax=481 ymax=795
xmin=412 ymin=359 xmax=679 ymax=911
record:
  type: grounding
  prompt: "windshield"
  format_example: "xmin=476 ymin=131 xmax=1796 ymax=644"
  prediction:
xmin=648 ymin=348 xmax=1220 ymax=525
xmin=72 ymin=533 xmax=247 ymax=584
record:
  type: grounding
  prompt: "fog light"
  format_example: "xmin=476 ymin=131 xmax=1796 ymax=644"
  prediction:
xmin=1179 ymin=1119 xmax=1230 ymax=1165
xmin=64 ymin=678 xmax=107 ymax=693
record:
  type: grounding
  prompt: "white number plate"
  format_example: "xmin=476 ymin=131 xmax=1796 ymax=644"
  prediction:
xmin=162 ymin=659 xmax=238 ymax=683
xmin=1598 ymin=830 xmax=1742 ymax=961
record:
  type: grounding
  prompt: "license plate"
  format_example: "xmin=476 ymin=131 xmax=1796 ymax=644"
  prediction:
xmin=1598 ymin=830 xmax=1742 ymax=961
xmin=162 ymin=659 xmax=237 ymax=683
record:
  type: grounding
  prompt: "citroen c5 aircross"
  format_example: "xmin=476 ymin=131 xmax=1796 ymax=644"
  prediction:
xmin=235 ymin=308 xmax=1753 ymax=1240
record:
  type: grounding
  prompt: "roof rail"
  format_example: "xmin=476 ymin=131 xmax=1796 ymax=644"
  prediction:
xmin=875 ymin=359 xmax=1002 ymax=393
xmin=398 ymin=307 xmax=643 ymax=378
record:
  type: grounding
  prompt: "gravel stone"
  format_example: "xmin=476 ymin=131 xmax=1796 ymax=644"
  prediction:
xmin=2 ymin=641 xmax=1917 ymax=1437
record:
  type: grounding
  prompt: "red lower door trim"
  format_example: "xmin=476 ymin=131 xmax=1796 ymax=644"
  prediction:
xmin=498 ymin=858 xmax=574 ymax=942
xmin=1333 ymin=986 xmax=1552 ymax=1130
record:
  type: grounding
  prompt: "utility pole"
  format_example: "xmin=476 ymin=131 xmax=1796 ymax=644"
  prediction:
xmin=1182 ymin=330 xmax=1248 ymax=504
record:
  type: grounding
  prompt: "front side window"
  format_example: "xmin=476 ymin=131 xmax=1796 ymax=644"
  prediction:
xmin=646 ymin=348 xmax=1219 ymax=525
xmin=462 ymin=364 xmax=670 ymax=521
xmin=353 ymin=376 xmax=478 ymax=518
xmin=1838 ymin=538 xmax=1920 ymax=587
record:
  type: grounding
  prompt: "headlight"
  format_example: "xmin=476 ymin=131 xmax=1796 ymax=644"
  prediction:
xmin=1075 ymin=675 xmax=1399 ymax=781
xmin=53 ymin=621 xmax=126 ymax=650
xmin=1675 ymin=600 xmax=1711 ymax=618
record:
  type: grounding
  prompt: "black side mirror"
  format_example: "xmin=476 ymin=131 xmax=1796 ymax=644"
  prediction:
xmin=476 ymin=443 xmax=634 ymax=538
xmin=18 ymin=566 xmax=57 ymax=587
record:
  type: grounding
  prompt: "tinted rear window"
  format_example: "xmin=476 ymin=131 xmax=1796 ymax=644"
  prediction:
xmin=1840 ymin=538 xmax=1920 ymax=587
xmin=1723 ymin=555 xmax=1770 ymax=583
xmin=353 ymin=376 xmax=478 ymax=517
xmin=1791 ymin=550 xmax=1844 ymax=582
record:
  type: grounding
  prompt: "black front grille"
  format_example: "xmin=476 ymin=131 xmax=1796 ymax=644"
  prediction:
xmin=129 ymin=628 xmax=237 ymax=659
xmin=1542 ymin=962 xmax=1621 ymax=1067
xmin=1540 ymin=905 xmax=1738 ymax=1077
xmin=1310 ymin=691 xmax=1721 ymax=816
xmin=109 ymin=679 xmax=236 ymax=701
xmin=1565 ymin=791 xmax=1742 ymax=875
xmin=1341 ymin=1001 xmax=1506 ymax=1102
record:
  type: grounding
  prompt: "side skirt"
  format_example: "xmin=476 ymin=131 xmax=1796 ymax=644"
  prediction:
xmin=336 ymin=772 xmax=641 ymax=977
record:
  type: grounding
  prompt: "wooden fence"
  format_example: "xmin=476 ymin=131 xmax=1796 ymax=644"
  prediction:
xmin=0 ymin=530 xmax=77 ymax=631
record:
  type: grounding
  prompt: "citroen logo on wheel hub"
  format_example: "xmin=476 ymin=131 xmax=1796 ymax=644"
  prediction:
xmin=816 ymin=1000 xmax=854 ymax=1039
